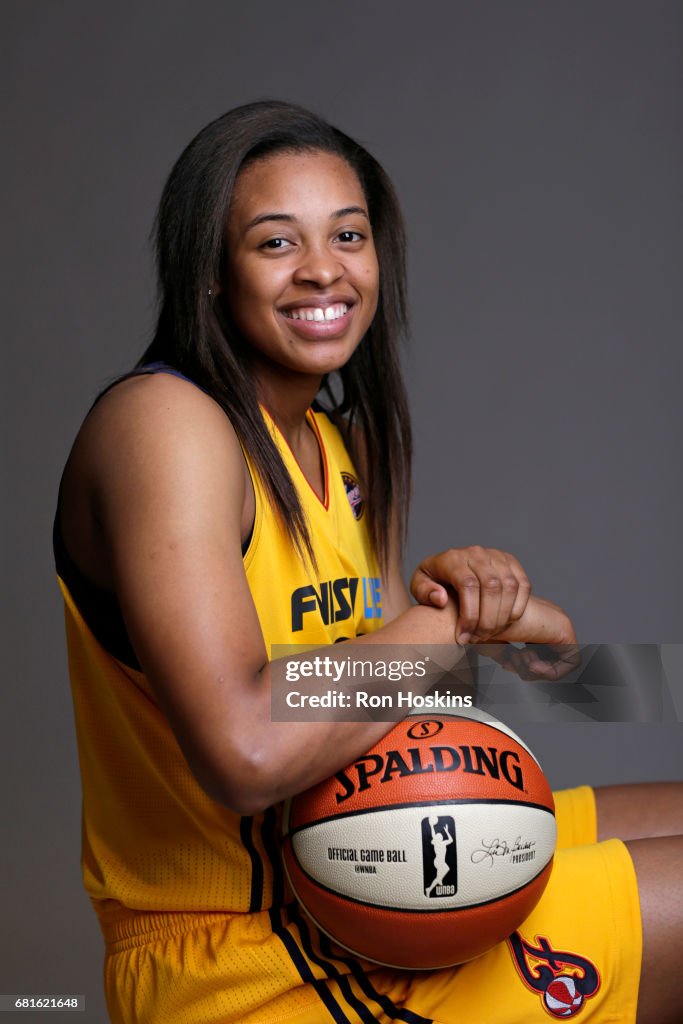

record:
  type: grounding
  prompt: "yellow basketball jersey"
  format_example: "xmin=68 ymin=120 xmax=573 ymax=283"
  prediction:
xmin=57 ymin=403 xmax=383 ymax=926
xmin=246 ymin=406 xmax=382 ymax=650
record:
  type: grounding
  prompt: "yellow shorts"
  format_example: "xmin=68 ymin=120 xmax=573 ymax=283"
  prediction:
xmin=101 ymin=787 xmax=641 ymax=1024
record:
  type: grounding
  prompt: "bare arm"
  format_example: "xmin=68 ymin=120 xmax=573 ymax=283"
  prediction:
xmin=68 ymin=375 xmax=459 ymax=815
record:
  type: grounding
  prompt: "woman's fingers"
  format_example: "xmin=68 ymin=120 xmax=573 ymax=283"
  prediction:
xmin=409 ymin=570 xmax=450 ymax=608
xmin=505 ymin=555 xmax=532 ymax=621
xmin=410 ymin=548 xmax=532 ymax=643
xmin=494 ymin=642 xmax=582 ymax=681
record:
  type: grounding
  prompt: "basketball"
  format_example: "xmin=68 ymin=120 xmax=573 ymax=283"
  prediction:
xmin=282 ymin=709 xmax=556 ymax=969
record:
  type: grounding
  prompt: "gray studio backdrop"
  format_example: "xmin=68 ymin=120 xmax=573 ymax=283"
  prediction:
xmin=4 ymin=1 xmax=682 ymax=1019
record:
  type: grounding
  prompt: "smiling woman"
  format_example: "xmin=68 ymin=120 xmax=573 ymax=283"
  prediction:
xmin=53 ymin=101 xmax=682 ymax=1024
xmin=224 ymin=150 xmax=379 ymax=387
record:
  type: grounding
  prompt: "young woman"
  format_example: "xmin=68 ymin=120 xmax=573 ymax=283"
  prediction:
xmin=54 ymin=101 xmax=682 ymax=1024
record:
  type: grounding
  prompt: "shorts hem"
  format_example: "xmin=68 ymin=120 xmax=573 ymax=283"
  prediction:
xmin=601 ymin=838 xmax=642 ymax=1022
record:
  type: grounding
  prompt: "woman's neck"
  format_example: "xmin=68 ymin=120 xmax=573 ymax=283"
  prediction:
xmin=254 ymin=366 xmax=323 ymax=447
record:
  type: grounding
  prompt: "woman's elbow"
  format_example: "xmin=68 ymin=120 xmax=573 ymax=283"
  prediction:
xmin=190 ymin=743 xmax=282 ymax=815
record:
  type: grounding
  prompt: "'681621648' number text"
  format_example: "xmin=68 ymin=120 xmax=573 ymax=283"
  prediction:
xmin=7 ymin=996 xmax=83 ymax=1011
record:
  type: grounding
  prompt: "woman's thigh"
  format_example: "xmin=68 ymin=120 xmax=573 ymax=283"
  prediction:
xmin=596 ymin=782 xmax=683 ymax=842
xmin=627 ymin=835 xmax=683 ymax=1024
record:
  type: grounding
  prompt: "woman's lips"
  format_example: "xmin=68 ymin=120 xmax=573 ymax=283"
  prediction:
xmin=280 ymin=303 xmax=355 ymax=339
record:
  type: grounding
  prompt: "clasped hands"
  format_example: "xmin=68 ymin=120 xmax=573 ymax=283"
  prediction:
xmin=411 ymin=547 xmax=580 ymax=681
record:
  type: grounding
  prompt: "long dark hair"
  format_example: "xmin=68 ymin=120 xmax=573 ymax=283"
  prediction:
xmin=139 ymin=100 xmax=411 ymax=570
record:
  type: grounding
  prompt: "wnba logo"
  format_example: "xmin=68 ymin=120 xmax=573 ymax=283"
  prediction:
xmin=421 ymin=815 xmax=457 ymax=897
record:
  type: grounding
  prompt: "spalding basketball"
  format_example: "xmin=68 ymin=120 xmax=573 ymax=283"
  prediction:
xmin=282 ymin=709 xmax=556 ymax=969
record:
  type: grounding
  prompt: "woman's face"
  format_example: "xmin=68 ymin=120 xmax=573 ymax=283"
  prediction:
xmin=224 ymin=149 xmax=379 ymax=381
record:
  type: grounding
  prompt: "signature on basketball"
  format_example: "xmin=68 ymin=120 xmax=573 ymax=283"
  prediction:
xmin=471 ymin=837 xmax=536 ymax=866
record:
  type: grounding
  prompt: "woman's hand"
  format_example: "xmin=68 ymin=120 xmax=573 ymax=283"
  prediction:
xmin=411 ymin=549 xmax=579 ymax=679
xmin=410 ymin=547 xmax=532 ymax=645
xmin=490 ymin=594 xmax=580 ymax=680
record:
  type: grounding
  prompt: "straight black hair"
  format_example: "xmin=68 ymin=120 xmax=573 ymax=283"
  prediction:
xmin=139 ymin=100 xmax=411 ymax=570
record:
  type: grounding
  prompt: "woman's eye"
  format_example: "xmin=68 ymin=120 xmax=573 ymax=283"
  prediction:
xmin=337 ymin=231 xmax=363 ymax=243
xmin=261 ymin=237 xmax=292 ymax=250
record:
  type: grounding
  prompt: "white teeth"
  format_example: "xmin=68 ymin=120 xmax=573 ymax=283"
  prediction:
xmin=285 ymin=303 xmax=349 ymax=321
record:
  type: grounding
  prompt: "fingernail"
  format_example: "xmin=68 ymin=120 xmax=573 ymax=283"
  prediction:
xmin=457 ymin=632 xmax=471 ymax=645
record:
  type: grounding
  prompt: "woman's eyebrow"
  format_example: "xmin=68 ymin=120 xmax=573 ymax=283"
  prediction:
xmin=244 ymin=206 xmax=369 ymax=232
xmin=332 ymin=206 xmax=369 ymax=220
xmin=244 ymin=212 xmax=295 ymax=232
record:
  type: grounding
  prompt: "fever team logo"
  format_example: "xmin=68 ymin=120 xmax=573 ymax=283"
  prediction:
xmin=341 ymin=472 xmax=364 ymax=520
xmin=508 ymin=931 xmax=601 ymax=1017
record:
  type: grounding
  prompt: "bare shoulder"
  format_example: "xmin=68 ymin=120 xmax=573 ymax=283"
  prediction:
xmin=67 ymin=372 xmax=244 ymax=494
xmin=60 ymin=372 xmax=250 ymax=587
xmin=78 ymin=371 xmax=240 ymax=460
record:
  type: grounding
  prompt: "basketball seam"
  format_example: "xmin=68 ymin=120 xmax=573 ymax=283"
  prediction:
xmin=284 ymin=797 xmax=555 ymax=840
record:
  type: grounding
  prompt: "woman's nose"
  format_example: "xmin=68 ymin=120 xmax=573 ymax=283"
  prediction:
xmin=292 ymin=245 xmax=344 ymax=288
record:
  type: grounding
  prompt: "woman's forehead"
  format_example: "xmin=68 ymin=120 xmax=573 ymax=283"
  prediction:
xmin=228 ymin=150 xmax=366 ymax=226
